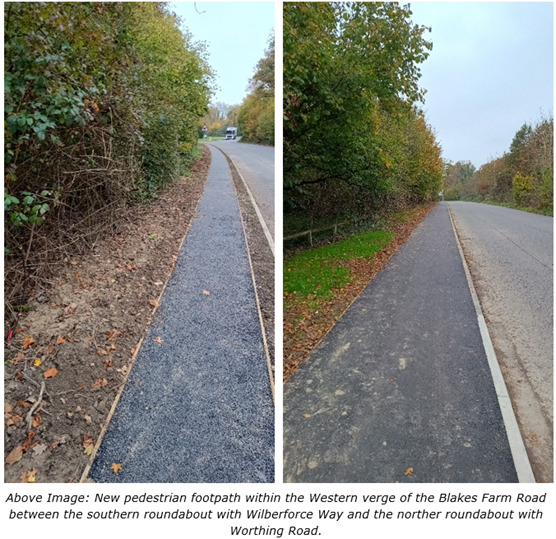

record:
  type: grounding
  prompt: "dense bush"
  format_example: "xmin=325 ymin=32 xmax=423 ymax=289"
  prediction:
xmin=4 ymin=2 xmax=213 ymax=302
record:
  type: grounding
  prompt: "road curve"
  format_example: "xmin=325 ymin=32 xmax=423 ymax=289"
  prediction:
xmin=208 ymin=140 xmax=275 ymax=239
xmin=449 ymin=201 xmax=553 ymax=482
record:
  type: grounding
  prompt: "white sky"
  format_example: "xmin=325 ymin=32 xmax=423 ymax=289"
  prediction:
xmin=170 ymin=1 xmax=275 ymax=106
xmin=409 ymin=1 xmax=553 ymax=168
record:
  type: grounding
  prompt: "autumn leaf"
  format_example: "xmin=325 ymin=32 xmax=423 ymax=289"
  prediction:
xmin=34 ymin=359 xmax=42 ymax=367
xmin=32 ymin=443 xmax=47 ymax=457
xmin=303 ymin=414 xmax=311 ymax=418
xmin=149 ymin=299 xmax=159 ymax=308
xmin=84 ymin=444 xmax=94 ymax=456
xmin=47 ymin=344 xmax=55 ymax=354
xmin=104 ymin=359 xmax=113 ymax=369
xmin=92 ymin=379 xmax=108 ymax=388
xmin=111 ymin=463 xmax=122 ymax=474
xmin=32 ymin=413 xmax=42 ymax=428
xmin=107 ymin=330 xmax=121 ymax=341
xmin=96 ymin=348 xmax=107 ymax=357
xmin=65 ymin=303 xmax=77 ymax=315
xmin=202 ymin=290 xmax=211 ymax=296
xmin=154 ymin=337 xmax=164 ymax=344
xmin=22 ymin=336 xmax=36 ymax=350
xmin=44 ymin=368 xmax=59 ymax=379
xmin=404 ymin=467 xmax=414 ymax=476
xmin=5 ymin=446 xmax=23 ymax=465
xmin=25 ymin=469 xmax=37 ymax=483
xmin=56 ymin=336 xmax=67 ymax=345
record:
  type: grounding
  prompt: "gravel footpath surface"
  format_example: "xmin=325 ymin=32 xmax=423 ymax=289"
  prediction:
xmin=449 ymin=201 xmax=553 ymax=482
xmin=89 ymin=146 xmax=274 ymax=483
xmin=284 ymin=203 xmax=517 ymax=483
xmin=208 ymin=140 xmax=274 ymax=238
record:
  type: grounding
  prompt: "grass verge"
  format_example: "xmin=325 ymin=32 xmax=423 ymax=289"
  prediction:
xmin=459 ymin=199 xmax=553 ymax=217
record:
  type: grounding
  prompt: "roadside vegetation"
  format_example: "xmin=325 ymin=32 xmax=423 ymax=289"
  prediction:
xmin=284 ymin=3 xmax=443 ymax=234
xmin=238 ymin=34 xmax=275 ymax=145
xmin=443 ymin=115 xmax=553 ymax=216
xmin=4 ymin=2 xmax=213 ymax=306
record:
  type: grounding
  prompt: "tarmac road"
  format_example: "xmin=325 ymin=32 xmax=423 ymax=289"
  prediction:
xmin=208 ymin=139 xmax=275 ymax=239
xmin=449 ymin=201 xmax=553 ymax=482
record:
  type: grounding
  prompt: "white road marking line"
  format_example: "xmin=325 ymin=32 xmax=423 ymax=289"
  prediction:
xmin=447 ymin=203 xmax=536 ymax=483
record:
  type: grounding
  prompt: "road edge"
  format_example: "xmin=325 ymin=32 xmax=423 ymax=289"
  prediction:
xmin=447 ymin=203 xmax=536 ymax=483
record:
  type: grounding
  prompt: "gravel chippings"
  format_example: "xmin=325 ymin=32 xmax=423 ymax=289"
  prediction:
xmin=89 ymin=145 xmax=274 ymax=483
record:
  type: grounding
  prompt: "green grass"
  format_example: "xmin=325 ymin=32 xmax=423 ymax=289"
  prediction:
xmin=199 ymin=136 xmax=226 ymax=141
xmin=466 ymin=200 xmax=553 ymax=217
xmin=284 ymin=229 xmax=393 ymax=301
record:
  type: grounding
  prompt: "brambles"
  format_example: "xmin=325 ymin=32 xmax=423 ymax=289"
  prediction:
xmin=4 ymin=2 xmax=213 ymax=303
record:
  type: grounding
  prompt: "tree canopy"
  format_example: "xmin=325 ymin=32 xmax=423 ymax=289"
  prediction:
xmin=283 ymin=2 xmax=442 ymax=224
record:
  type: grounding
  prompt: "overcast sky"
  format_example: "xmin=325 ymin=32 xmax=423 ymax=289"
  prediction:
xmin=409 ymin=1 xmax=553 ymax=168
xmin=170 ymin=1 xmax=274 ymax=106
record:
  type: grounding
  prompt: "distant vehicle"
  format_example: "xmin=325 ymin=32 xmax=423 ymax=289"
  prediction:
xmin=225 ymin=127 xmax=237 ymax=140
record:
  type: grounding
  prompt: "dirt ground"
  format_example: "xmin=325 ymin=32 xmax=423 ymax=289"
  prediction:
xmin=283 ymin=203 xmax=436 ymax=382
xmin=4 ymin=147 xmax=210 ymax=483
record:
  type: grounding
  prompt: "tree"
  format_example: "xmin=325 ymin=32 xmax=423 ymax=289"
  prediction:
xmin=283 ymin=2 xmax=439 ymax=218
xmin=238 ymin=32 xmax=275 ymax=144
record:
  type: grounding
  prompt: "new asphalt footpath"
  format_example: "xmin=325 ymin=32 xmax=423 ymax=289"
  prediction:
xmin=89 ymin=145 xmax=274 ymax=483
xmin=284 ymin=203 xmax=518 ymax=483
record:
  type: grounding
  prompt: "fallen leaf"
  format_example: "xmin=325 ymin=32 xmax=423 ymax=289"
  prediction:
xmin=17 ymin=400 xmax=32 ymax=409
xmin=32 ymin=443 xmax=47 ymax=457
xmin=5 ymin=403 xmax=14 ymax=415
xmin=154 ymin=337 xmax=164 ymax=344
xmin=34 ymin=359 xmax=42 ymax=367
xmin=22 ymin=336 xmax=36 ymax=350
xmin=149 ymin=300 xmax=159 ymax=308
xmin=56 ymin=336 xmax=66 ymax=345
xmin=47 ymin=345 xmax=55 ymax=354
xmin=202 ymin=290 xmax=211 ymax=296
xmin=44 ymin=368 xmax=59 ymax=379
xmin=26 ymin=469 xmax=37 ymax=482
xmin=107 ymin=330 xmax=121 ymax=341
xmin=405 ymin=467 xmax=414 ymax=476
xmin=65 ymin=303 xmax=77 ymax=315
xmin=5 ymin=446 xmax=23 ymax=465
xmin=303 ymin=414 xmax=311 ymax=418
xmin=92 ymin=378 xmax=108 ymax=388
xmin=32 ymin=413 xmax=42 ymax=428
xmin=97 ymin=347 xmax=107 ymax=357
xmin=84 ymin=444 xmax=94 ymax=456
xmin=111 ymin=463 xmax=122 ymax=474
xmin=103 ymin=359 xmax=113 ymax=369
xmin=84 ymin=414 xmax=92 ymax=424
xmin=22 ymin=431 xmax=35 ymax=452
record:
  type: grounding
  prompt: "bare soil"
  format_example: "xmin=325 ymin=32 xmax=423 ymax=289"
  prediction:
xmin=283 ymin=203 xmax=436 ymax=382
xmin=4 ymin=147 xmax=210 ymax=483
